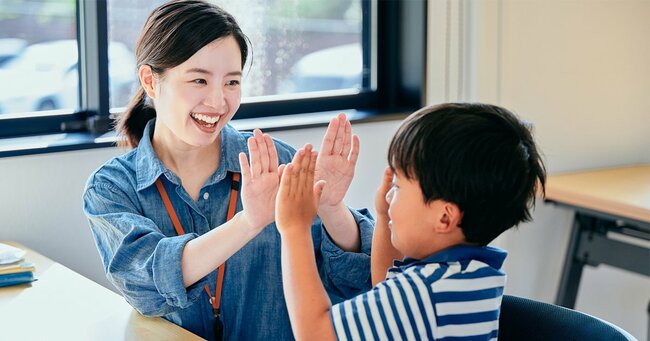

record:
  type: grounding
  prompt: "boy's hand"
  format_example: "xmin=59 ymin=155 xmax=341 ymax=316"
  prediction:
xmin=276 ymin=144 xmax=326 ymax=235
xmin=315 ymin=113 xmax=359 ymax=209
xmin=375 ymin=166 xmax=394 ymax=220
xmin=238 ymin=129 xmax=280 ymax=232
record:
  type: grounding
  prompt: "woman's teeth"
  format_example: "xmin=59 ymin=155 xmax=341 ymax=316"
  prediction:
xmin=191 ymin=113 xmax=220 ymax=124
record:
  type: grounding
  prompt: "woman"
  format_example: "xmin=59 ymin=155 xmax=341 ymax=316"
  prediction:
xmin=82 ymin=1 xmax=373 ymax=340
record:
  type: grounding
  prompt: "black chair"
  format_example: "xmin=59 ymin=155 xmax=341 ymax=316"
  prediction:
xmin=498 ymin=294 xmax=637 ymax=340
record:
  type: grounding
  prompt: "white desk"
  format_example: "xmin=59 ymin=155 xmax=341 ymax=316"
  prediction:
xmin=0 ymin=241 xmax=204 ymax=340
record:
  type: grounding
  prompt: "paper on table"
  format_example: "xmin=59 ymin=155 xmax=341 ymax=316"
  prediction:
xmin=0 ymin=243 xmax=26 ymax=265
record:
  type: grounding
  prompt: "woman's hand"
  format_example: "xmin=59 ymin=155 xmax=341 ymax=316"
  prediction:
xmin=238 ymin=129 xmax=280 ymax=232
xmin=314 ymin=113 xmax=359 ymax=210
xmin=276 ymin=144 xmax=325 ymax=236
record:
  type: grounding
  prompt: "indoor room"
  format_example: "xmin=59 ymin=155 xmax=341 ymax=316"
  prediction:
xmin=1 ymin=0 xmax=648 ymax=340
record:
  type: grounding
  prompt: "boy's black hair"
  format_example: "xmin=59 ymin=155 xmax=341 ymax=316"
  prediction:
xmin=388 ymin=103 xmax=547 ymax=245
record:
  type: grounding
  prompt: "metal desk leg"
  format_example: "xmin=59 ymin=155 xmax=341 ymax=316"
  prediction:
xmin=555 ymin=213 xmax=585 ymax=308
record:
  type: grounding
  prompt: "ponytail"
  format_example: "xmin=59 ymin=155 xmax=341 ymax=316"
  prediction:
xmin=116 ymin=87 xmax=156 ymax=148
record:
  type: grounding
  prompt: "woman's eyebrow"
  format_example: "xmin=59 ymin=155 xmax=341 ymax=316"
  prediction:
xmin=185 ymin=68 xmax=242 ymax=77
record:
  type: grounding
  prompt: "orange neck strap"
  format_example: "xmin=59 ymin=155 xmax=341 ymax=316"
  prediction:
xmin=155 ymin=172 xmax=240 ymax=317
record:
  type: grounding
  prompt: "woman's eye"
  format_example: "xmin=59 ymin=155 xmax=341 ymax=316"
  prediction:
xmin=226 ymin=80 xmax=240 ymax=86
xmin=191 ymin=79 xmax=207 ymax=85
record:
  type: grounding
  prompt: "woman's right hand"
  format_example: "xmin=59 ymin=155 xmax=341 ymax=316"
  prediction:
xmin=238 ymin=129 xmax=281 ymax=232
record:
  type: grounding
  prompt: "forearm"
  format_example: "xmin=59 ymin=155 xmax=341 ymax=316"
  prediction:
xmin=318 ymin=202 xmax=360 ymax=252
xmin=281 ymin=230 xmax=337 ymax=341
xmin=371 ymin=214 xmax=403 ymax=286
xmin=181 ymin=211 xmax=258 ymax=287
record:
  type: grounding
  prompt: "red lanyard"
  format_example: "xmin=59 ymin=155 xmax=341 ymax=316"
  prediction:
xmin=155 ymin=172 xmax=240 ymax=318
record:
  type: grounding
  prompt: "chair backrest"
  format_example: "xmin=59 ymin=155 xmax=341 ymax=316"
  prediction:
xmin=498 ymin=295 xmax=637 ymax=341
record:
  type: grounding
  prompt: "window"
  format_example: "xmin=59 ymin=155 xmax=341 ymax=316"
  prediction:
xmin=0 ymin=0 xmax=424 ymax=148
xmin=0 ymin=0 xmax=78 ymax=115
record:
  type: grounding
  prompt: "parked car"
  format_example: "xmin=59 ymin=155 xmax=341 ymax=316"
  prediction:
xmin=0 ymin=39 xmax=136 ymax=115
xmin=283 ymin=43 xmax=362 ymax=93
xmin=0 ymin=38 xmax=27 ymax=68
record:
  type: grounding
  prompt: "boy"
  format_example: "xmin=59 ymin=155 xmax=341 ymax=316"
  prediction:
xmin=275 ymin=103 xmax=546 ymax=340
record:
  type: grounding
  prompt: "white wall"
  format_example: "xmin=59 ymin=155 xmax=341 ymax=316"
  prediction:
xmin=1 ymin=0 xmax=649 ymax=339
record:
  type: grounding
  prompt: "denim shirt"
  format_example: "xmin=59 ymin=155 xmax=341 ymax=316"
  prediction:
xmin=83 ymin=120 xmax=374 ymax=340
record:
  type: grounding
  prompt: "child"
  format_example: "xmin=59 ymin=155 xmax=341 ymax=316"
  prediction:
xmin=275 ymin=103 xmax=546 ymax=340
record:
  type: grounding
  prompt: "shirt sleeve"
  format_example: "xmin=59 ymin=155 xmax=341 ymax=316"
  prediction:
xmin=83 ymin=182 xmax=208 ymax=316
xmin=317 ymin=207 xmax=374 ymax=300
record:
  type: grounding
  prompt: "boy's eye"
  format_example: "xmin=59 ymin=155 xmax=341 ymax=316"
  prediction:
xmin=191 ymin=79 xmax=207 ymax=85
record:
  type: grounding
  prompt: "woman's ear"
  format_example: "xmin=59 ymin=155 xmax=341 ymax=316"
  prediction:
xmin=139 ymin=65 xmax=157 ymax=99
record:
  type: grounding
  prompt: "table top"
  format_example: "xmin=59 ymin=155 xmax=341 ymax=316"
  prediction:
xmin=0 ymin=241 xmax=204 ymax=340
xmin=545 ymin=164 xmax=650 ymax=223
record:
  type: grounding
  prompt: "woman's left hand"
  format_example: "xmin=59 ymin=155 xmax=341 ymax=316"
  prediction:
xmin=315 ymin=113 xmax=360 ymax=209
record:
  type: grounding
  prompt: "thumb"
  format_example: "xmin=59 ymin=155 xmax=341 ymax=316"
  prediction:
xmin=313 ymin=180 xmax=326 ymax=205
xmin=278 ymin=164 xmax=286 ymax=181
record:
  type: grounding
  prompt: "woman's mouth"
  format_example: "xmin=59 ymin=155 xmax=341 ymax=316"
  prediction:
xmin=190 ymin=112 xmax=220 ymax=129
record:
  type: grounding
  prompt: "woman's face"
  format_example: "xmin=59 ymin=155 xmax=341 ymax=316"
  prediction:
xmin=151 ymin=36 xmax=242 ymax=149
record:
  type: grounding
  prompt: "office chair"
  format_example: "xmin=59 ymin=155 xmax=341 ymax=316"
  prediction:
xmin=498 ymin=294 xmax=637 ymax=340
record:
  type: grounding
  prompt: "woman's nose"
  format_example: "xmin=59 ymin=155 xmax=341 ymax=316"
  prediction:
xmin=204 ymin=87 xmax=226 ymax=109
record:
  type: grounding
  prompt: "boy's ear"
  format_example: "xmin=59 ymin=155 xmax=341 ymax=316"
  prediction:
xmin=432 ymin=201 xmax=463 ymax=233
xmin=139 ymin=64 xmax=158 ymax=99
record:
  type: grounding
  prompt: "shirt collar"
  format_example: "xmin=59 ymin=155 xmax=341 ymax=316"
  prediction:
xmin=135 ymin=119 xmax=248 ymax=191
xmin=395 ymin=245 xmax=507 ymax=270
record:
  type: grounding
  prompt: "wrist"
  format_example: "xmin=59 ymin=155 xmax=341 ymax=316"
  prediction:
xmin=318 ymin=201 xmax=346 ymax=217
xmin=278 ymin=227 xmax=312 ymax=241
xmin=236 ymin=211 xmax=265 ymax=237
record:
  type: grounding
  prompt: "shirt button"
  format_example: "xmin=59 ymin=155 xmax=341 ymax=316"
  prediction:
xmin=203 ymin=192 xmax=209 ymax=200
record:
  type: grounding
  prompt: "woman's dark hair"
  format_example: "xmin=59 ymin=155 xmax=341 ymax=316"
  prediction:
xmin=117 ymin=0 xmax=250 ymax=147
xmin=388 ymin=103 xmax=547 ymax=245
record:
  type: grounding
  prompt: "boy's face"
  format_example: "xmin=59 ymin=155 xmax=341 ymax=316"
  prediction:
xmin=386 ymin=170 xmax=438 ymax=258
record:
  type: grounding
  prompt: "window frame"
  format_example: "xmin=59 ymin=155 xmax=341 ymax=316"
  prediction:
xmin=0 ymin=0 xmax=426 ymax=149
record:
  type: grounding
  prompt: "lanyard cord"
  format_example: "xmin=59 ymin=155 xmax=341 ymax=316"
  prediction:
xmin=155 ymin=172 xmax=240 ymax=318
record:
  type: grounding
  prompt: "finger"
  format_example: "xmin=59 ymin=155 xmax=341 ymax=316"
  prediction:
xmin=289 ymin=158 xmax=300 ymax=197
xmin=321 ymin=116 xmax=339 ymax=155
xmin=307 ymin=150 xmax=317 ymax=189
xmin=341 ymin=119 xmax=352 ymax=158
xmin=238 ymin=152 xmax=251 ymax=182
xmin=313 ymin=180 xmax=326 ymax=206
xmin=332 ymin=113 xmax=346 ymax=155
xmin=247 ymin=137 xmax=261 ymax=177
xmin=348 ymin=134 xmax=360 ymax=165
xmin=254 ymin=129 xmax=270 ymax=173
xmin=265 ymin=134 xmax=279 ymax=171
xmin=277 ymin=164 xmax=286 ymax=182
xmin=279 ymin=163 xmax=293 ymax=197
xmin=301 ymin=145 xmax=313 ymax=194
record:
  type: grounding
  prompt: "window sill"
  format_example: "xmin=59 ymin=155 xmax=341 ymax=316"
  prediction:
xmin=0 ymin=109 xmax=408 ymax=158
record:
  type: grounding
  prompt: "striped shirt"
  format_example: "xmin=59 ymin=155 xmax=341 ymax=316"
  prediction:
xmin=330 ymin=245 xmax=507 ymax=341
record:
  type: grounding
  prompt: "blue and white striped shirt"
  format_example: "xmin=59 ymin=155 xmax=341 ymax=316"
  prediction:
xmin=330 ymin=245 xmax=507 ymax=341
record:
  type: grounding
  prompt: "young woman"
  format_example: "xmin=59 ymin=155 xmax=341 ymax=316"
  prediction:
xmin=82 ymin=1 xmax=373 ymax=340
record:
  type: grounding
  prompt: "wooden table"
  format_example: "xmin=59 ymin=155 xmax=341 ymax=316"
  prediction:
xmin=545 ymin=164 xmax=650 ymax=308
xmin=0 ymin=241 xmax=204 ymax=340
